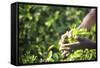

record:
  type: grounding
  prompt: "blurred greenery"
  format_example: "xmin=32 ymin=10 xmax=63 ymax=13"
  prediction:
xmin=18 ymin=4 xmax=96 ymax=64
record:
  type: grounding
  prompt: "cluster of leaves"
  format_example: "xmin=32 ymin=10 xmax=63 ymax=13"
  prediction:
xmin=18 ymin=4 xmax=96 ymax=64
xmin=66 ymin=49 xmax=96 ymax=61
xmin=66 ymin=25 xmax=96 ymax=43
xmin=63 ymin=25 xmax=96 ymax=61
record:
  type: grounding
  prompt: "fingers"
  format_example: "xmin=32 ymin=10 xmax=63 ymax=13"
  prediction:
xmin=60 ymin=46 xmax=70 ymax=50
xmin=59 ymin=30 xmax=73 ymax=57
xmin=59 ymin=31 xmax=72 ymax=45
xmin=60 ymin=42 xmax=80 ymax=48
xmin=59 ymin=42 xmax=80 ymax=53
xmin=59 ymin=32 xmax=68 ymax=45
xmin=61 ymin=30 xmax=72 ymax=40
xmin=61 ymin=31 xmax=69 ymax=41
xmin=62 ymin=50 xmax=70 ymax=57
xmin=59 ymin=32 xmax=69 ymax=47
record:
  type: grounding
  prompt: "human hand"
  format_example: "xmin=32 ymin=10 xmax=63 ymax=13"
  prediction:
xmin=59 ymin=31 xmax=96 ymax=57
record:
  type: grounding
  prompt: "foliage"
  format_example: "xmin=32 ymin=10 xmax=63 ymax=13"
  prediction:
xmin=18 ymin=4 xmax=96 ymax=64
xmin=64 ymin=26 xmax=96 ymax=61
xmin=65 ymin=25 xmax=96 ymax=43
xmin=66 ymin=49 xmax=96 ymax=61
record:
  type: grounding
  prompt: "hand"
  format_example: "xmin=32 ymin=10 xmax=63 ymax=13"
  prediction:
xmin=59 ymin=32 xmax=96 ymax=57
xmin=59 ymin=30 xmax=73 ymax=57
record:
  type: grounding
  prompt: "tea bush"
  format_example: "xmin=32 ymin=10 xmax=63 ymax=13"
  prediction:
xmin=63 ymin=26 xmax=96 ymax=61
xmin=18 ymin=4 xmax=96 ymax=64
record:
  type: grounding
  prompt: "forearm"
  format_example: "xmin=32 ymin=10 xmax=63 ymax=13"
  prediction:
xmin=78 ymin=9 xmax=96 ymax=29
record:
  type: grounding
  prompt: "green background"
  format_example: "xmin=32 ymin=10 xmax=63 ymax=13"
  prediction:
xmin=18 ymin=4 xmax=96 ymax=64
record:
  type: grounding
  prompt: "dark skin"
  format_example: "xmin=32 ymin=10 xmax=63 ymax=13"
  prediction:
xmin=78 ymin=9 xmax=96 ymax=29
xmin=59 ymin=9 xmax=96 ymax=57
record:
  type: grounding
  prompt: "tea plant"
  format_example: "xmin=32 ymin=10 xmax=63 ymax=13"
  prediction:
xmin=63 ymin=25 xmax=96 ymax=61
